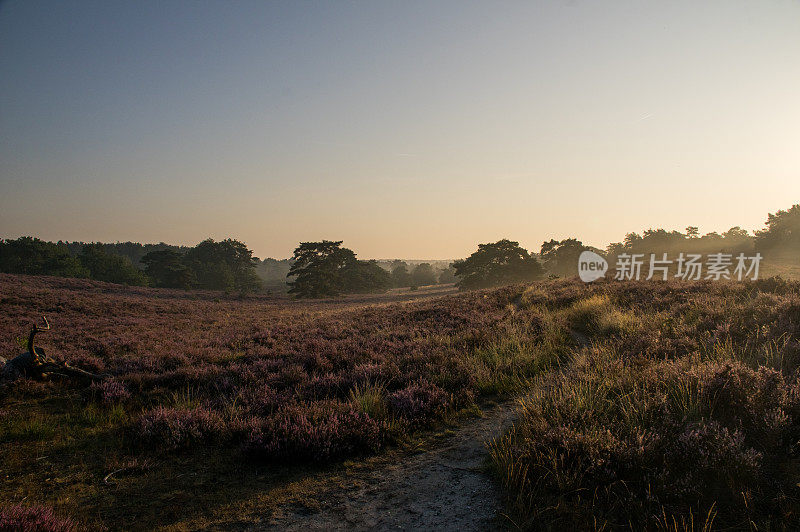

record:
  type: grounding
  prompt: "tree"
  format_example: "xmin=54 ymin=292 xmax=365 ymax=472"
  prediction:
xmin=540 ymin=238 xmax=585 ymax=277
xmin=755 ymin=204 xmax=800 ymax=253
xmin=453 ymin=239 xmax=544 ymax=289
xmin=287 ymin=241 xmax=357 ymax=298
xmin=720 ymin=226 xmax=753 ymax=253
xmin=0 ymin=237 xmax=87 ymax=278
xmin=184 ymin=238 xmax=261 ymax=292
xmin=410 ymin=263 xmax=437 ymax=287
xmin=78 ymin=244 xmax=149 ymax=286
xmin=722 ymin=226 xmax=749 ymax=240
xmin=686 ymin=226 xmax=700 ymax=238
xmin=437 ymin=265 xmax=457 ymax=284
xmin=342 ymin=260 xmax=392 ymax=293
xmin=623 ymin=232 xmax=643 ymax=250
xmin=141 ymin=249 xmax=196 ymax=289
xmin=390 ymin=260 xmax=412 ymax=288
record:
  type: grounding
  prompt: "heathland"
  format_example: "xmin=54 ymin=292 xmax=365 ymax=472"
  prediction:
xmin=2 ymin=272 xmax=800 ymax=529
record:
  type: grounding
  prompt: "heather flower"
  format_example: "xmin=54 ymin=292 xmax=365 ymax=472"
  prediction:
xmin=90 ymin=379 xmax=130 ymax=405
xmin=244 ymin=403 xmax=382 ymax=461
xmin=0 ymin=504 xmax=78 ymax=532
xmin=137 ymin=406 xmax=225 ymax=450
xmin=388 ymin=379 xmax=449 ymax=425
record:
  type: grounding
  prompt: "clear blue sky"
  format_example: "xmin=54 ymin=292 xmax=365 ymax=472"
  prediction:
xmin=1 ymin=1 xmax=799 ymax=259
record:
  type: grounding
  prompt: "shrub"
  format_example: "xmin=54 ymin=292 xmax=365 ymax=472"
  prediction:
xmin=137 ymin=407 xmax=225 ymax=450
xmin=0 ymin=504 xmax=77 ymax=532
xmin=387 ymin=379 xmax=449 ymax=425
xmin=491 ymin=353 xmax=800 ymax=529
xmin=244 ymin=403 xmax=383 ymax=461
xmin=90 ymin=380 xmax=130 ymax=405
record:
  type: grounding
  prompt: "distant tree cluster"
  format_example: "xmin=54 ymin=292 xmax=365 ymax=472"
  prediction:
xmin=0 ymin=237 xmax=147 ymax=285
xmin=0 ymin=236 xmax=261 ymax=292
xmin=79 ymin=243 xmax=149 ymax=285
xmin=755 ymin=204 xmax=800 ymax=254
xmin=287 ymin=241 xmax=391 ymax=298
xmin=606 ymin=226 xmax=754 ymax=259
xmin=58 ymin=241 xmax=188 ymax=267
xmin=388 ymin=260 xmax=448 ymax=289
xmin=453 ymin=239 xmax=544 ymax=289
xmin=0 ymin=237 xmax=87 ymax=278
xmin=142 ymin=239 xmax=261 ymax=292
xmin=540 ymin=238 xmax=588 ymax=277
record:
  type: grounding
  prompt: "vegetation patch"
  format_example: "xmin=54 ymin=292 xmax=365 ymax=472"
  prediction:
xmin=491 ymin=278 xmax=800 ymax=529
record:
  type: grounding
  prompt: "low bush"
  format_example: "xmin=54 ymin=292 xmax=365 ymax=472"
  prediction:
xmin=0 ymin=504 xmax=77 ymax=532
xmin=243 ymin=403 xmax=383 ymax=461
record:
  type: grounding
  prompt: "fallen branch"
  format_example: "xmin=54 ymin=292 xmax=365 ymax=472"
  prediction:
xmin=1 ymin=316 xmax=109 ymax=384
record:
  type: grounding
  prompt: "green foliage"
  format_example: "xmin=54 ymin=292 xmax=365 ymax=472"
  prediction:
xmin=183 ymin=238 xmax=261 ymax=292
xmin=437 ymin=265 xmax=457 ymax=284
xmin=390 ymin=260 xmax=412 ymax=288
xmin=0 ymin=236 xmax=262 ymax=291
xmin=0 ymin=237 xmax=87 ymax=277
xmin=342 ymin=259 xmax=392 ymax=294
xmin=287 ymin=240 xmax=357 ymax=297
xmin=349 ymin=383 xmax=388 ymax=420
xmin=141 ymin=249 xmax=196 ymax=289
xmin=755 ymin=203 xmax=800 ymax=253
xmin=564 ymin=294 xmax=639 ymax=336
xmin=78 ymin=243 xmax=149 ymax=286
xmin=453 ymin=239 xmax=544 ymax=289
xmin=540 ymin=238 xmax=585 ymax=276
xmin=59 ymin=240 xmax=188 ymax=267
xmin=410 ymin=263 xmax=437 ymax=287
xmin=288 ymin=241 xmax=390 ymax=297
xmin=607 ymin=226 xmax=755 ymax=259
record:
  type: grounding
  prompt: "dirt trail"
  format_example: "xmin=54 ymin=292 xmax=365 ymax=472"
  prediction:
xmin=261 ymin=400 xmax=521 ymax=531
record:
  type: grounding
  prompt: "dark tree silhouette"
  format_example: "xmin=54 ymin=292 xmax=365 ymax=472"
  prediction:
xmin=287 ymin=240 xmax=357 ymax=298
xmin=141 ymin=249 xmax=196 ymax=289
xmin=756 ymin=204 xmax=800 ymax=252
xmin=453 ymin=239 xmax=543 ymax=289
xmin=437 ymin=265 xmax=457 ymax=284
xmin=288 ymin=241 xmax=394 ymax=297
xmin=390 ymin=260 xmax=412 ymax=288
xmin=79 ymin=243 xmax=149 ymax=286
xmin=0 ymin=237 xmax=87 ymax=278
xmin=342 ymin=260 xmax=392 ymax=293
xmin=540 ymin=238 xmax=585 ymax=277
xmin=411 ymin=263 xmax=437 ymax=287
xmin=184 ymin=238 xmax=261 ymax=292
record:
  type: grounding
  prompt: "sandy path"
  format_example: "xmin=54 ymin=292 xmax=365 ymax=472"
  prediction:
xmin=260 ymin=400 xmax=520 ymax=531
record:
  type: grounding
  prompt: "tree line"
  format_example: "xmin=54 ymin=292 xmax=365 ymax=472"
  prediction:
xmin=0 ymin=237 xmax=260 ymax=292
xmin=2 ymin=203 xmax=798 ymax=296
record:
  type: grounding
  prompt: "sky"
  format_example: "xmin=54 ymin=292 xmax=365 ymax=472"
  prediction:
xmin=1 ymin=0 xmax=799 ymax=260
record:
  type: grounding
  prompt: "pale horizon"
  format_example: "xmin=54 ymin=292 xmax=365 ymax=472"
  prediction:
xmin=2 ymin=1 xmax=799 ymax=260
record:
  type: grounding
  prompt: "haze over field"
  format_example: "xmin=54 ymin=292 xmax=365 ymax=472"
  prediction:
xmin=1 ymin=1 xmax=799 ymax=259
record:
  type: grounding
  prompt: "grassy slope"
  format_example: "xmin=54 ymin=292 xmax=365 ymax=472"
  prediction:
xmin=491 ymin=278 xmax=800 ymax=530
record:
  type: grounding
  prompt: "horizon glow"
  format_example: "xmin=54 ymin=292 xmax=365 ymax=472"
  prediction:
xmin=1 ymin=1 xmax=799 ymax=260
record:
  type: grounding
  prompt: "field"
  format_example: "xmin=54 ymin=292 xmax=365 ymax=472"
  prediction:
xmin=2 ymin=273 xmax=800 ymax=530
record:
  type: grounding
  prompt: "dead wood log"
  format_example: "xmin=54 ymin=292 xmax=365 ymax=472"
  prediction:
xmin=1 ymin=316 xmax=109 ymax=383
